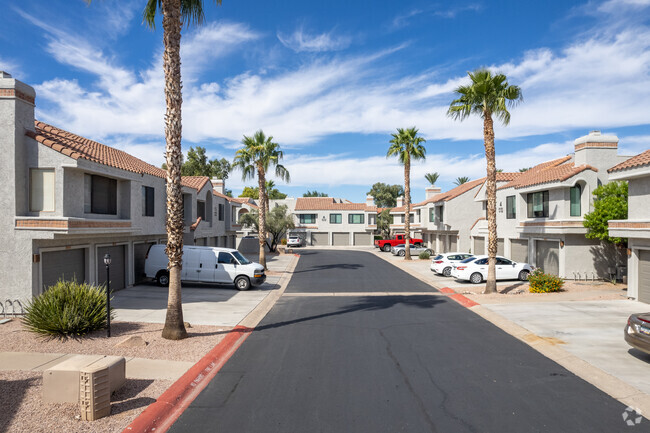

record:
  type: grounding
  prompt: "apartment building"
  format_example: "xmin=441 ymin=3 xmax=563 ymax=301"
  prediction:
xmin=608 ymin=149 xmax=650 ymax=303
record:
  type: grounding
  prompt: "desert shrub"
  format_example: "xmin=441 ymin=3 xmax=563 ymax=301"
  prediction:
xmin=373 ymin=235 xmax=383 ymax=241
xmin=22 ymin=279 xmax=114 ymax=337
xmin=528 ymin=268 xmax=564 ymax=293
xmin=419 ymin=251 xmax=431 ymax=260
xmin=281 ymin=238 xmax=287 ymax=245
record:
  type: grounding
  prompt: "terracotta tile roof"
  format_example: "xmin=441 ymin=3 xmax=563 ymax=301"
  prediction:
xmin=295 ymin=197 xmax=370 ymax=211
xmin=181 ymin=176 xmax=211 ymax=191
xmin=29 ymin=121 xmax=166 ymax=178
xmin=410 ymin=178 xmax=486 ymax=209
xmin=213 ymin=190 xmax=237 ymax=202
xmin=608 ymin=150 xmax=650 ymax=173
xmin=502 ymin=156 xmax=597 ymax=189
xmin=473 ymin=172 xmax=523 ymax=198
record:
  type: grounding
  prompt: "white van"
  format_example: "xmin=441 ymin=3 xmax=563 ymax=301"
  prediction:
xmin=144 ymin=245 xmax=266 ymax=291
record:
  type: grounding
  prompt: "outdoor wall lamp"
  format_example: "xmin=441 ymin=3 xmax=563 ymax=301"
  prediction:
xmin=628 ymin=248 xmax=632 ymax=257
xmin=104 ymin=253 xmax=111 ymax=338
xmin=560 ymin=240 xmax=565 ymax=248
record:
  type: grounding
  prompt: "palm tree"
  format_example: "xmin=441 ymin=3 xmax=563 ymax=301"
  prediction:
xmin=233 ymin=130 xmax=290 ymax=269
xmin=453 ymin=176 xmax=470 ymax=186
xmin=448 ymin=68 xmax=522 ymax=293
xmin=425 ymin=172 xmax=440 ymax=186
xmin=140 ymin=0 xmax=221 ymax=340
xmin=387 ymin=127 xmax=426 ymax=261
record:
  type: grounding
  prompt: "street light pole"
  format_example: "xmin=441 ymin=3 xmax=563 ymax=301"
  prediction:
xmin=104 ymin=253 xmax=111 ymax=337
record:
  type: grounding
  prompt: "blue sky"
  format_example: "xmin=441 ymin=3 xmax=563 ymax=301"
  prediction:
xmin=1 ymin=0 xmax=649 ymax=202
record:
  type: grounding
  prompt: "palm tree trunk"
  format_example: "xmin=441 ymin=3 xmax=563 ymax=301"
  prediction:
xmin=257 ymin=164 xmax=267 ymax=270
xmin=161 ymin=0 xmax=187 ymax=340
xmin=483 ymin=112 xmax=498 ymax=294
xmin=404 ymin=156 xmax=411 ymax=260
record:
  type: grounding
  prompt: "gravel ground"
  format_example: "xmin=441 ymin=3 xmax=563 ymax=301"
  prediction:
xmin=0 ymin=320 xmax=230 ymax=362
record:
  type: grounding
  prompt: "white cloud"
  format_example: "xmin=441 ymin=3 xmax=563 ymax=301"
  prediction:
xmin=0 ymin=57 xmax=20 ymax=76
xmin=277 ymin=27 xmax=351 ymax=52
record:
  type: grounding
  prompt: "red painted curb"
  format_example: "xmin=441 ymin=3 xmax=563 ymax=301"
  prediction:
xmin=123 ymin=325 xmax=253 ymax=433
xmin=438 ymin=287 xmax=455 ymax=294
xmin=440 ymin=287 xmax=480 ymax=308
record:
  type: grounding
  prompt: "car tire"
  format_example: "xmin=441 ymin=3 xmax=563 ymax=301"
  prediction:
xmin=425 ymin=249 xmax=432 ymax=254
xmin=518 ymin=270 xmax=530 ymax=281
xmin=398 ymin=250 xmax=405 ymax=256
xmin=234 ymin=276 xmax=251 ymax=291
xmin=383 ymin=244 xmax=392 ymax=252
xmin=442 ymin=267 xmax=452 ymax=277
xmin=470 ymin=272 xmax=483 ymax=284
xmin=156 ymin=271 xmax=170 ymax=287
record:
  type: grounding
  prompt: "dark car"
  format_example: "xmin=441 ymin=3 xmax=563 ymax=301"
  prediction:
xmin=625 ymin=313 xmax=650 ymax=355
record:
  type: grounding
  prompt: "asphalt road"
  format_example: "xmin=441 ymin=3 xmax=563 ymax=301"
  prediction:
xmin=170 ymin=250 xmax=637 ymax=433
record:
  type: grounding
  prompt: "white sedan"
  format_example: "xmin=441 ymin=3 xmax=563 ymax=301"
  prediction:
xmin=451 ymin=255 xmax=533 ymax=284
xmin=430 ymin=252 xmax=474 ymax=277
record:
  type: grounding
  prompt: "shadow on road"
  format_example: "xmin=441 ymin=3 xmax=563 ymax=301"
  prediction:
xmin=293 ymin=263 xmax=364 ymax=274
xmin=256 ymin=295 xmax=445 ymax=332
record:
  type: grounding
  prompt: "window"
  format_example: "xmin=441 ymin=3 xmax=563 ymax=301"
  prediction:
xmin=330 ymin=213 xmax=342 ymax=224
xmin=348 ymin=214 xmax=364 ymax=224
xmin=429 ymin=208 xmax=435 ymax=222
xmin=526 ymin=191 xmax=549 ymax=218
xmin=30 ymin=169 xmax=55 ymax=212
xmin=218 ymin=204 xmax=225 ymax=221
xmin=218 ymin=252 xmax=236 ymax=264
xmin=87 ymin=174 xmax=117 ymax=215
xmin=497 ymin=258 xmax=513 ymax=265
xmin=197 ymin=200 xmax=206 ymax=220
xmin=506 ymin=195 xmax=516 ymax=219
xmin=142 ymin=186 xmax=154 ymax=217
xmin=299 ymin=214 xmax=317 ymax=224
xmin=570 ymin=185 xmax=581 ymax=216
xmin=437 ymin=206 xmax=443 ymax=223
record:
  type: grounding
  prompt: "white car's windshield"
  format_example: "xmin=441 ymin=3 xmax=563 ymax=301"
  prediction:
xmin=232 ymin=251 xmax=251 ymax=265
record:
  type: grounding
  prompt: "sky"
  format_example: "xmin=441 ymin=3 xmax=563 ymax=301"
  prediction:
xmin=1 ymin=0 xmax=649 ymax=202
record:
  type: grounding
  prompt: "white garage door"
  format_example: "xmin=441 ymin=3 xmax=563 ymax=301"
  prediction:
xmin=332 ymin=233 xmax=350 ymax=246
xmin=41 ymin=249 xmax=86 ymax=291
xmin=473 ymin=237 xmax=485 ymax=255
xmin=511 ymin=239 xmax=529 ymax=263
xmin=497 ymin=239 xmax=505 ymax=257
xmin=97 ymin=245 xmax=126 ymax=291
xmin=639 ymin=250 xmax=650 ymax=303
xmin=353 ymin=232 xmax=372 ymax=246
xmin=311 ymin=232 xmax=329 ymax=246
xmin=536 ymin=240 xmax=559 ymax=276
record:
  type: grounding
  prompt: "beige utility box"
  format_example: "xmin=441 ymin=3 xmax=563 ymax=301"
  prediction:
xmin=79 ymin=364 xmax=111 ymax=421
xmin=43 ymin=355 xmax=125 ymax=404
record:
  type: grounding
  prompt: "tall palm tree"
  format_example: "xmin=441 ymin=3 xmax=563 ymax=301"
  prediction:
xmin=448 ymin=68 xmax=522 ymax=293
xmin=140 ymin=0 xmax=221 ymax=340
xmin=233 ymin=130 xmax=290 ymax=269
xmin=425 ymin=172 xmax=440 ymax=186
xmin=387 ymin=127 xmax=426 ymax=261
xmin=453 ymin=176 xmax=470 ymax=186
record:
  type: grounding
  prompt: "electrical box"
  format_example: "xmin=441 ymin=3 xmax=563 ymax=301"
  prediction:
xmin=79 ymin=364 xmax=111 ymax=421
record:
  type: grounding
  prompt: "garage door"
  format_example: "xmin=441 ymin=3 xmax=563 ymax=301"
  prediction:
xmin=473 ymin=237 xmax=485 ymax=255
xmin=353 ymin=232 xmax=372 ymax=246
xmin=639 ymin=250 xmax=650 ymax=303
xmin=311 ymin=232 xmax=329 ymax=246
xmin=41 ymin=249 xmax=86 ymax=291
xmin=536 ymin=240 xmax=559 ymax=276
xmin=97 ymin=245 xmax=126 ymax=291
xmin=449 ymin=236 xmax=457 ymax=252
xmin=134 ymin=242 xmax=155 ymax=284
xmin=497 ymin=239 xmax=505 ymax=257
xmin=511 ymin=239 xmax=529 ymax=263
xmin=332 ymin=232 xmax=350 ymax=246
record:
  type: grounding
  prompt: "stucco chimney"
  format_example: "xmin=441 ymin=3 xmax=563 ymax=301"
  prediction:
xmin=211 ymin=178 xmax=225 ymax=194
xmin=425 ymin=186 xmax=441 ymax=199
xmin=573 ymin=130 xmax=619 ymax=178
xmin=366 ymin=195 xmax=375 ymax=207
xmin=396 ymin=196 xmax=404 ymax=207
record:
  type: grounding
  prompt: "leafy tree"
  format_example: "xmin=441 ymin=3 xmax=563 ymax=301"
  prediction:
xmin=239 ymin=205 xmax=295 ymax=252
xmin=496 ymin=168 xmax=504 ymax=173
xmin=210 ymin=157 xmax=231 ymax=180
xmin=233 ymin=130 xmax=290 ymax=269
xmin=453 ymin=176 xmax=470 ymax=186
xmin=448 ymin=68 xmax=522 ymax=293
xmin=425 ymin=172 xmax=440 ymax=186
xmin=303 ymin=190 xmax=329 ymax=197
xmin=239 ymin=183 xmax=287 ymax=200
xmin=377 ymin=208 xmax=392 ymax=239
xmin=367 ymin=182 xmax=404 ymax=208
xmin=584 ymin=181 xmax=628 ymax=245
xmin=387 ymin=127 xmax=426 ymax=260
xmin=179 ymin=146 xmax=231 ymax=179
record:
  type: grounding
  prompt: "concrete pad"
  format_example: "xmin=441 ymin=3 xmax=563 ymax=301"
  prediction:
xmin=0 ymin=352 xmax=69 ymax=371
xmin=125 ymin=358 xmax=194 ymax=380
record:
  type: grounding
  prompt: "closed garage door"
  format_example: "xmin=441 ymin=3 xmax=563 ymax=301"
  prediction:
xmin=97 ymin=245 xmax=126 ymax=291
xmin=639 ymin=250 xmax=650 ymax=303
xmin=41 ymin=249 xmax=86 ymax=291
xmin=449 ymin=236 xmax=457 ymax=252
xmin=311 ymin=232 xmax=328 ymax=246
xmin=511 ymin=239 xmax=529 ymax=263
xmin=536 ymin=240 xmax=559 ymax=276
xmin=332 ymin=233 xmax=350 ymax=246
xmin=134 ymin=242 xmax=155 ymax=284
xmin=353 ymin=232 xmax=372 ymax=246
xmin=497 ymin=239 xmax=505 ymax=257
xmin=473 ymin=237 xmax=485 ymax=255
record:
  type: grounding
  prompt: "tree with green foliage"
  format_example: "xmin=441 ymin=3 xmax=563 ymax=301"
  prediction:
xmin=387 ymin=127 xmax=427 ymax=260
xmin=239 ymin=205 xmax=295 ymax=252
xmin=178 ymin=146 xmax=231 ymax=179
xmin=453 ymin=176 xmax=470 ymax=186
xmin=367 ymin=182 xmax=404 ymax=208
xmin=448 ymin=68 xmax=522 ymax=293
xmin=583 ymin=181 xmax=628 ymax=245
xmin=303 ymin=190 xmax=329 ymax=197
xmin=425 ymin=172 xmax=440 ymax=186
xmin=239 ymin=183 xmax=288 ymax=200
xmin=376 ymin=208 xmax=392 ymax=239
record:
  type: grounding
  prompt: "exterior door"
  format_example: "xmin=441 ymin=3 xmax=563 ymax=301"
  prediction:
xmin=198 ymin=250 xmax=217 ymax=283
xmin=97 ymin=245 xmax=126 ymax=291
xmin=511 ymin=239 xmax=529 ymax=263
xmin=639 ymin=250 xmax=650 ymax=303
xmin=41 ymin=249 xmax=86 ymax=291
xmin=535 ymin=240 xmax=560 ymax=276
xmin=332 ymin=233 xmax=350 ymax=246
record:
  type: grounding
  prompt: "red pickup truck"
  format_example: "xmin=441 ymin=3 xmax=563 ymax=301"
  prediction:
xmin=375 ymin=234 xmax=424 ymax=252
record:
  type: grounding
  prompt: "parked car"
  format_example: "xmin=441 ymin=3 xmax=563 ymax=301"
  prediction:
xmin=625 ymin=313 xmax=650 ymax=355
xmin=375 ymin=234 xmax=424 ymax=252
xmin=451 ymin=255 xmax=533 ymax=284
xmin=430 ymin=252 xmax=474 ymax=277
xmin=287 ymin=236 xmax=303 ymax=247
xmin=145 ymin=245 xmax=265 ymax=290
xmin=391 ymin=244 xmax=433 ymax=257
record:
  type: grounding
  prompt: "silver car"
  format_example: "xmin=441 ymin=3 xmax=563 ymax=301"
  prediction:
xmin=391 ymin=244 xmax=433 ymax=257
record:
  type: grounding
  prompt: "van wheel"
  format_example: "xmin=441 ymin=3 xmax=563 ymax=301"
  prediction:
xmin=382 ymin=244 xmax=392 ymax=252
xmin=156 ymin=271 xmax=170 ymax=287
xmin=234 ymin=276 xmax=251 ymax=291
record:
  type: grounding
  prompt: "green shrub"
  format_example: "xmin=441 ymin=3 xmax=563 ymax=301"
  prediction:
xmin=418 ymin=251 xmax=431 ymax=260
xmin=373 ymin=235 xmax=383 ymax=241
xmin=22 ymin=279 xmax=114 ymax=337
xmin=528 ymin=268 xmax=564 ymax=293
xmin=281 ymin=238 xmax=287 ymax=245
